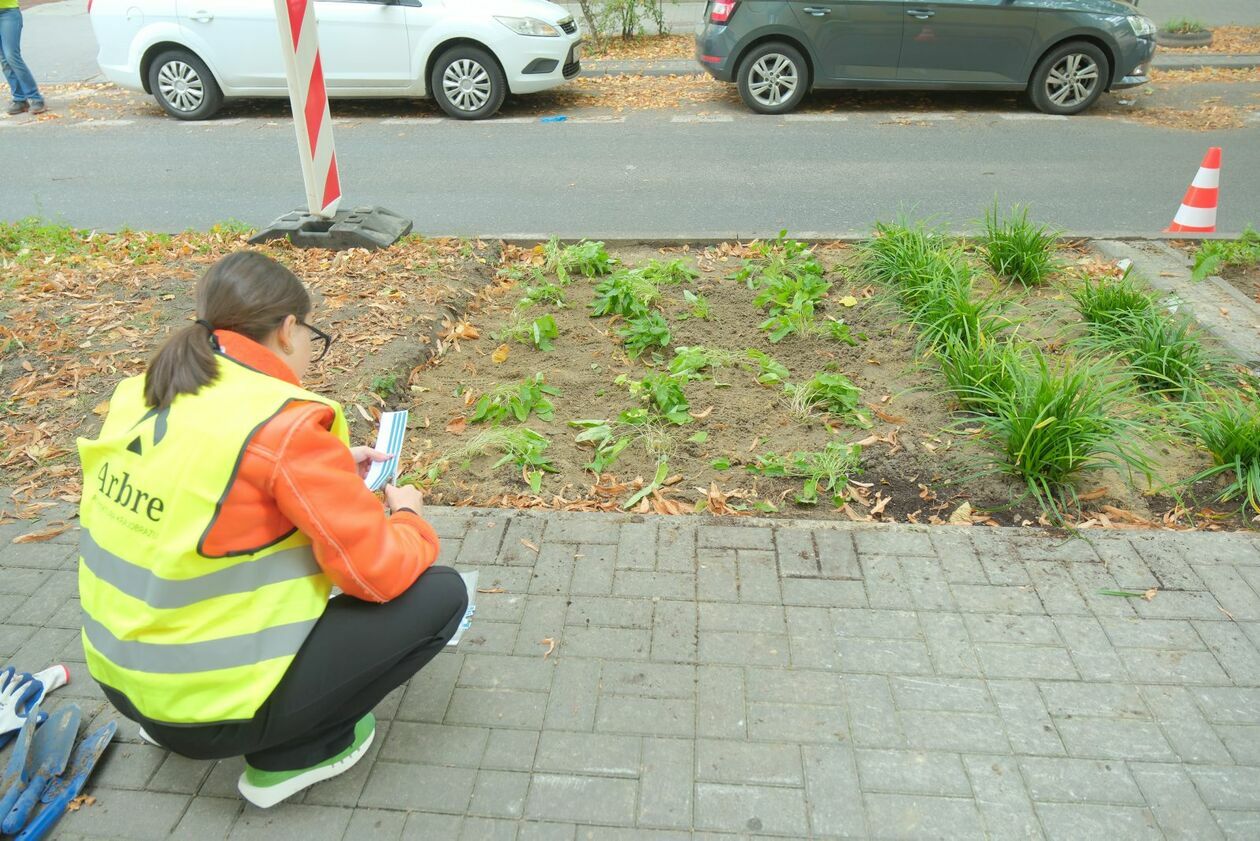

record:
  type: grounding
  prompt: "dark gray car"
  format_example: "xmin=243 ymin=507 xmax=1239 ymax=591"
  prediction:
xmin=696 ymin=0 xmax=1156 ymax=115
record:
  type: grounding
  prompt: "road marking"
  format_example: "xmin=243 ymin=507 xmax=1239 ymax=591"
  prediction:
xmin=567 ymin=115 xmax=627 ymax=124
xmin=878 ymin=112 xmax=957 ymax=121
xmin=785 ymin=113 xmax=849 ymax=122
xmin=72 ymin=119 xmax=135 ymax=127
xmin=671 ymin=114 xmax=734 ymax=123
xmin=184 ymin=118 xmax=247 ymax=127
xmin=381 ymin=116 xmax=447 ymax=125
xmin=487 ymin=116 xmax=537 ymax=124
xmin=1000 ymin=113 xmax=1068 ymax=121
xmin=0 ymin=119 xmax=36 ymax=128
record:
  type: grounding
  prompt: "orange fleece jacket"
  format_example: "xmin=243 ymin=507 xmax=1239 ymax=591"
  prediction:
xmin=200 ymin=330 xmax=439 ymax=602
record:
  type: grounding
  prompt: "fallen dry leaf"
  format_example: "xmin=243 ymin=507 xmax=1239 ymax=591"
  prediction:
xmin=92 ymin=400 xmax=110 ymax=416
xmin=690 ymin=406 xmax=714 ymax=419
xmin=477 ymin=587 xmax=506 ymax=594
xmin=521 ymin=539 xmax=540 ymax=552
xmin=1144 ymin=588 xmax=1159 ymax=602
xmin=1078 ymin=487 xmax=1109 ymax=502
xmin=12 ymin=522 xmax=70 ymax=544
xmin=491 ymin=343 xmax=510 ymax=364
xmin=540 ymin=637 xmax=556 ymax=659
xmin=948 ymin=502 xmax=973 ymax=525
xmin=445 ymin=416 xmax=467 ymax=435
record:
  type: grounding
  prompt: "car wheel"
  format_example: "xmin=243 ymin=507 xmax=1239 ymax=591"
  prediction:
xmin=736 ymin=42 xmax=808 ymax=115
xmin=147 ymin=49 xmax=223 ymax=121
xmin=1028 ymin=41 xmax=1109 ymax=116
xmin=431 ymin=46 xmax=506 ymax=120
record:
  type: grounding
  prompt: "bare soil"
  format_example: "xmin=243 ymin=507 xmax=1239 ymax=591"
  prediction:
xmin=401 ymin=242 xmax=1250 ymax=529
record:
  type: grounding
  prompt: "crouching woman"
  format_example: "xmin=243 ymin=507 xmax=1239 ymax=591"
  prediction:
xmin=76 ymin=251 xmax=467 ymax=808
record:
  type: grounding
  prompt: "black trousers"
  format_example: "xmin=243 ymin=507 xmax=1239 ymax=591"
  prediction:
xmin=102 ymin=565 xmax=469 ymax=771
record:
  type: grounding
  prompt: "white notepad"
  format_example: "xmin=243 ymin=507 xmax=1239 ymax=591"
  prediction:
xmin=364 ymin=410 xmax=408 ymax=491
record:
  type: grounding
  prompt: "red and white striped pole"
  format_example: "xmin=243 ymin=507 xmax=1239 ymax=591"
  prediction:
xmin=272 ymin=0 xmax=341 ymax=218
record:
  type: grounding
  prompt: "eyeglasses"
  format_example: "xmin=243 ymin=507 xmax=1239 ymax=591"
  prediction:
xmin=301 ymin=321 xmax=334 ymax=362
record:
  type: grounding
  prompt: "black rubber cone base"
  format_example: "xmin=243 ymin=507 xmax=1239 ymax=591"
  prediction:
xmin=250 ymin=206 xmax=412 ymax=251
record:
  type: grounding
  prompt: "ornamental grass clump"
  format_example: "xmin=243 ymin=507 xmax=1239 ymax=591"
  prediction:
xmin=934 ymin=332 xmax=1026 ymax=411
xmin=1087 ymin=312 xmax=1227 ymax=399
xmin=964 ymin=350 xmax=1152 ymax=517
xmin=981 ymin=203 xmax=1059 ymax=286
xmin=1069 ymin=272 xmax=1157 ymax=338
xmin=1183 ymin=391 xmax=1260 ymax=515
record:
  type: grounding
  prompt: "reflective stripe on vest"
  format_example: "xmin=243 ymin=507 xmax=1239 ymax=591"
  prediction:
xmin=80 ymin=529 xmax=321 ymax=610
xmin=81 ymin=614 xmax=319 ymax=674
xmin=77 ymin=355 xmax=348 ymax=724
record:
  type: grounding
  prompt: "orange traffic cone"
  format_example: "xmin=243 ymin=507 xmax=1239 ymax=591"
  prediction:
xmin=1166 ymin=147 xmax=1221 ymax=233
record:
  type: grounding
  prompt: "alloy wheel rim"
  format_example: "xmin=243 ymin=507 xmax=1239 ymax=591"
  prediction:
xmin=157 ymin=61 xmax=204 ymax=112
xmin=1045 ymin=53 xmax=1099 ymax=108
xmin=748 ymin=54 xmax=798 ymax=108
xmin=442 ymin=59 xmax=492 ymax=111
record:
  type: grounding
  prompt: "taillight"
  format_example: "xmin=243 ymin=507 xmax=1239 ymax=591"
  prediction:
xmin=710 ymin=0 xmax=737 ymax=23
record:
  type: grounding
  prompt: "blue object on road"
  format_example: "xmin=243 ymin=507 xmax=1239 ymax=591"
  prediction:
xmin=540 ymin=115 xmax=567 ymax=122
xmin=1 ymin=704 xmax=80 ymax=834
xmin=14 ymin=719 xmax=117 ymax=841
xmin=0 ymin=701 xmax=40 ymax=820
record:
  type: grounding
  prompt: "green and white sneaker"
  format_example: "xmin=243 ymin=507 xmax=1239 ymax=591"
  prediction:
xmin=237 ymin=713 xmax=376 ymax=808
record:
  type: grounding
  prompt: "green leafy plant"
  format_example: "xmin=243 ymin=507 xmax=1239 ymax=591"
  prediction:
xmin=981 ymin=203 xmax=1059 ymax=286
xmin=497 ymin=313 xmax=560 ymax=351
xmin=825 ymin=318 xmax=860 ymax=346
xmin=1191 ymin=226 xmax=1260 ymax=282
xmin=1163 ymin=16 xmax=1206 ymax=33
xmin=668 ymin=345 xmax=741 ymax=378
xmin=962 ymin=350 xmax=1152 ymax=518
xmin=1182 ymin=390 xmax=1260 ymax=514
xmin=734 ymin=230 xmax=823 ymax=289
xmin=591 ymin=269 xmax=661 ymax=318
xmin=639 ymin=258 xmax=699 ymax=285
xmin=620 ymin=371 xmax=691 ymax=424
xmin=680 ymin=289 xmax=710 ymax=320
xmin=370 ymin=374 xmax=399 ymax=399
xmin=789 ymin=372 xmax=872 ymax=427
xmin=469 ymin=373 xmax=559 ymax=425
xmin=425 ymin=427 xmax=557 ymax=493
xmin=518 ymin=280 xmax=568 ymax=309
xmin=569 ymin=420 xmax=633 ymax=473
xmin=617 ymin=311 xmax=671 ymax=357
xmin=745 ymin=349 xmax=791 ymax=385
xmin=543 ymin=237 xmax=614 ymax=284
xmin=747 ymin=440 xmax=863 ymax=505
xmin=908 ymin=261 xmax=1008 ymax=353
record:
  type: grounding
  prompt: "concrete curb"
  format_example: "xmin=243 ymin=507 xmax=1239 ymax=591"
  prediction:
xmin=479 ymin=234 xmax=1257 ymax=246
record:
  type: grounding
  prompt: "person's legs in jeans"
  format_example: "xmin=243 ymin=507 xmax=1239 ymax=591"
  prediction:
xmin=0 ymin=8 xmax=43 ymax=108
xmin=134 ymin=566 xmax=469 ymax=771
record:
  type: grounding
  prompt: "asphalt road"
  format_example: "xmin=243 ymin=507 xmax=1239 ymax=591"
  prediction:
xmin=6 ymin=100 xmax=1260 ymax=237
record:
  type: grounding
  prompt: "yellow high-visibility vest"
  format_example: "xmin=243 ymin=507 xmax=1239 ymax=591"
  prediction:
xmin=77 ymin=354 xmax=348 ymax=724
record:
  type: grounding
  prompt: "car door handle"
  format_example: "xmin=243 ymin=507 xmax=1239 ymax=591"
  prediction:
xmin=906 ymin=8 xmax=934 ymax=18
xmin=801 ymin=6 xmax=830 ymax=15
xmin=189 ymin=10 xmax=214 ymax=22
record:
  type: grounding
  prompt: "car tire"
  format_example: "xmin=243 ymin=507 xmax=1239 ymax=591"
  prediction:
xmin=736 ymin=42 xmax=808 ymax=115
xmin=1027 ymin=41 xmax=1110 ymax=116
xmin=147 ymin=49 xmax=223 ymax=121
xmin=431 ymin=46 xmax=506 ymax=120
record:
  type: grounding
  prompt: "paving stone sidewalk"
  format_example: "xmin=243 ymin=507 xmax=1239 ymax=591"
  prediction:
xmin=2 ymin=507 xmax=1260 ymax=840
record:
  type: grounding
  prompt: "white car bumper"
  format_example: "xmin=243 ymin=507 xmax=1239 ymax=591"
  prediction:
xmin=504 ymin=32 xmax=582 ymax=94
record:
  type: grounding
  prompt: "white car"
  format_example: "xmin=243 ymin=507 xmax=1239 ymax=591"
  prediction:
xmin=89 ymin=0 xmax=583 ymax=120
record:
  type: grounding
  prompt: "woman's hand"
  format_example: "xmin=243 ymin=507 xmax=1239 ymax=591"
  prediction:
xmin=349 ymin=446 xmax=390 ymax=480
xmin=384 ymin=483 xmax=424 ymax=514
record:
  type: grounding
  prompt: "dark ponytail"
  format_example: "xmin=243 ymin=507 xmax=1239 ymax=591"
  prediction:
xmin=144 ymin=252 xmax=312 ymax=409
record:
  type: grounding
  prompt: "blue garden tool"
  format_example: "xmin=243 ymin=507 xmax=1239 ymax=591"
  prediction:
xmin=12 ymin=720 xmax=117 ymax=841
xmin=0 ymin=702 xmax=41 ymax=819
xmin=1 ymin=703 xmax=81 ymax=834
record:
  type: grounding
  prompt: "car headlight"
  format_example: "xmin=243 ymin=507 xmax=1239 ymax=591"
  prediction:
xmin=495 ymin=16 xmax=561 ymax=37
xmin=1126 ymin=15 xmax=1156 ymax=37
